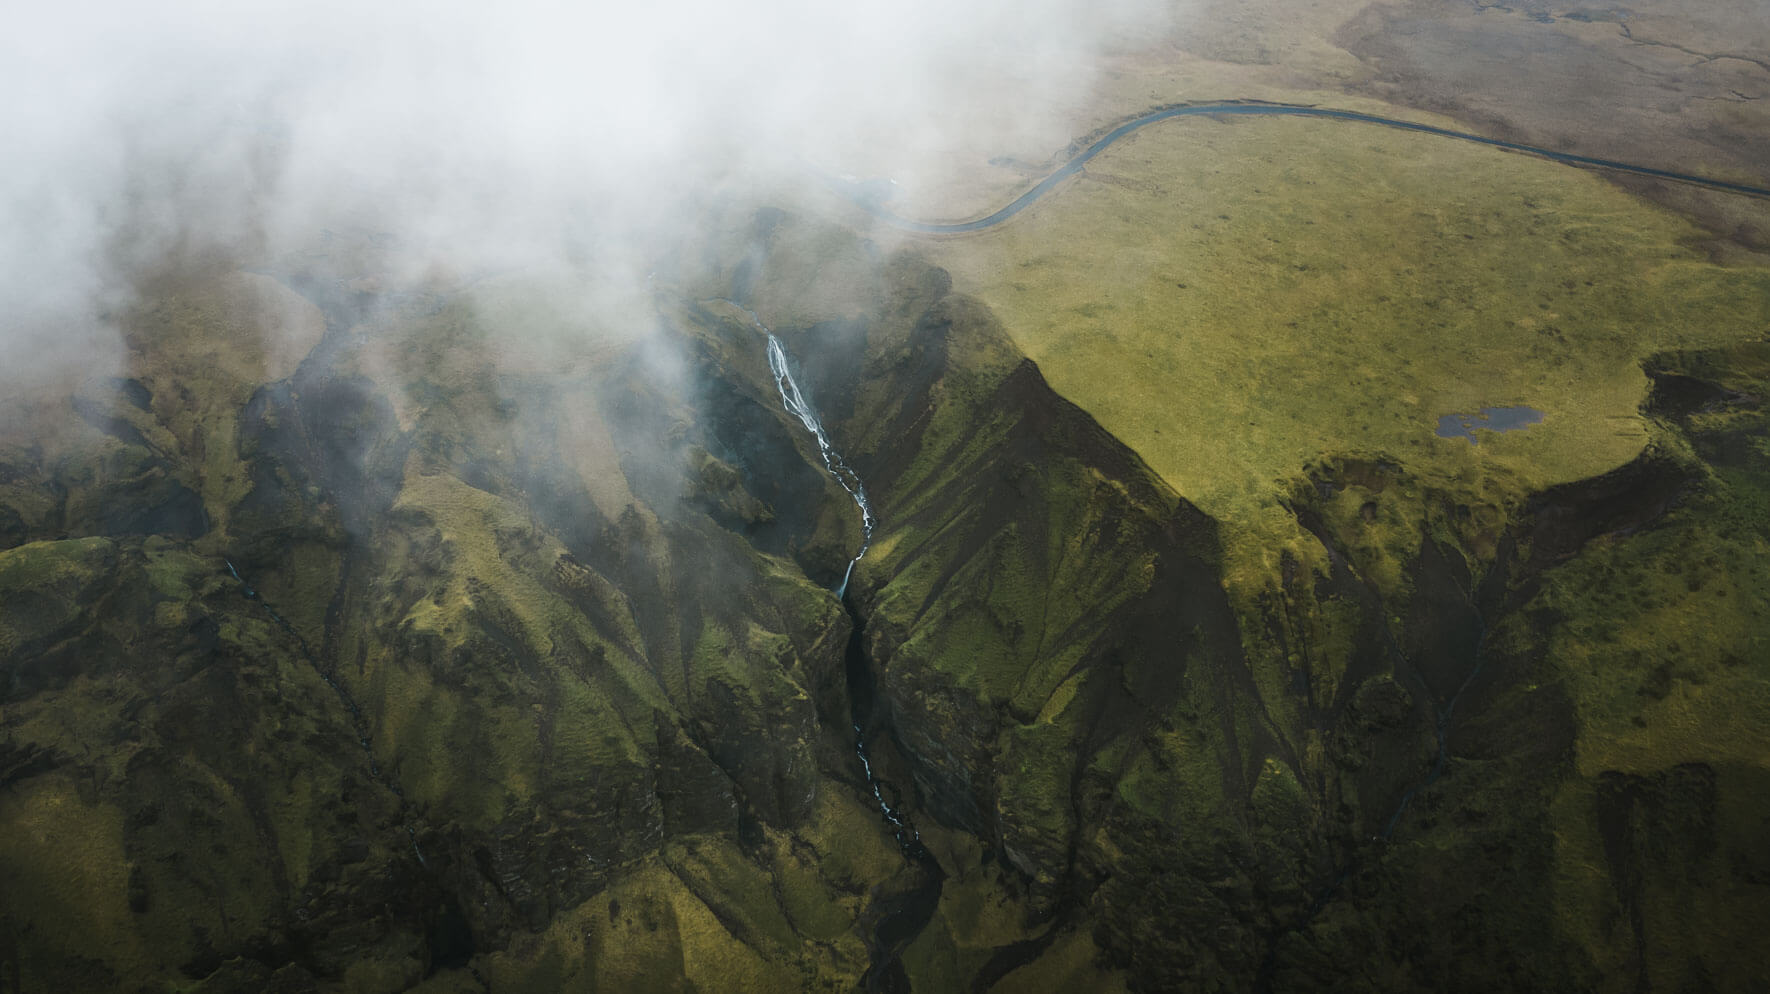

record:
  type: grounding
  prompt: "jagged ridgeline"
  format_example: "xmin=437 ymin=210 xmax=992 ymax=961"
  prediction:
xmin=1 ymin=212 xmax=1767 ymax=994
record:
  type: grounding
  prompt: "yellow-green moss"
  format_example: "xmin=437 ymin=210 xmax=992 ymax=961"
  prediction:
xmin=0 ymin=537 xmax=114 ymax=655
xmin=121 ymin=269 xmax=325 ymax=538
xmin=0 ymin=778 xmax=140 ymax=976
xmin=985 ymin=928 xmax=1129 ymax=994
xmin=919 ymin=113 xmax=1770 ymax=597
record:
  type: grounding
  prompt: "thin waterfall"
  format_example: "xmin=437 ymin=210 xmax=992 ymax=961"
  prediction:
xmin=726 ymin=301 xmax=875 ymax=598
xmin=723 ymin=303 xmax=940 ymax=985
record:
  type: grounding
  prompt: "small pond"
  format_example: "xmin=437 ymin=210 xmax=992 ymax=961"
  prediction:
xmin=1435 ymin=406 xmax=1544 ymax=444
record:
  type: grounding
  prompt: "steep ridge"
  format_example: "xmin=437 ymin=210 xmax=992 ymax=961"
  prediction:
xmin=0 ymin=253 xmax=909 ymax=991
xmin=732 ymin=211 xmax=1769 ymax=992
xmin=756 ymin=235 xmax=1312 ymax=988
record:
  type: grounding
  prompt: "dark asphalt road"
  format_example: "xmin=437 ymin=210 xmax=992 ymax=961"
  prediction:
xmin=853 ymin=101 xmax=1770 ymax=233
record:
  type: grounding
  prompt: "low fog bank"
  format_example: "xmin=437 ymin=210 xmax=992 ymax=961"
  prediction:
xmin=1 ymin=0 xmax=1166 ymax=400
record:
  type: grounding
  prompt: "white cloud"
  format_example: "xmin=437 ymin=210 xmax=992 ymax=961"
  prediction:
xmin=1 ymin=0 xmax=1168 ymax=392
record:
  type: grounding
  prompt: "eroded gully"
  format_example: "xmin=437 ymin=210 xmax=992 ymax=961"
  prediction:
xmin=730 ymin=301 xmax=944 ymax=992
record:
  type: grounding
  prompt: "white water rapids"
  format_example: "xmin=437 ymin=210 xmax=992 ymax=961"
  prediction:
xmin=724 ymin=302 xmax=875 ymax=598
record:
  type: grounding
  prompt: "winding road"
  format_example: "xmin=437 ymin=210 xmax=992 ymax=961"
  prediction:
xmin=852 ymin=101 xmax=1770 ymax=234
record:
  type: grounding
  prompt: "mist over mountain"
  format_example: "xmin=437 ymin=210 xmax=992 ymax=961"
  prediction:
xmin=1 ymin=0 xmax=1162 ymax=395
xmin=3 ymin=2 xmax=1768 ymax=992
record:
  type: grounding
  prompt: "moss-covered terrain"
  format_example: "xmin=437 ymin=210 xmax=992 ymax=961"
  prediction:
xmin=727 ymin=197 xmax=1767 ymax=987
xmin=4 ymin=193 xmax=1768 ymax=990
xmin=5 ymin=35 xmax=1770 ymax=988
xmin=0 ymin=244 xmax=913 ymax=992
xmin=913 ymin=110 xmax=1770 ymax=595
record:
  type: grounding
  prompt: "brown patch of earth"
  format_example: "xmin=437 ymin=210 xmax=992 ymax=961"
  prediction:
xmin=1334 ymin=0 xmax=1770 ymax=246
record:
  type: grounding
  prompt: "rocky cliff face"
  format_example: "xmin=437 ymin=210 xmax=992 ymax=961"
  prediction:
xmin=2 ymin=216 xmax=1766 ymax=993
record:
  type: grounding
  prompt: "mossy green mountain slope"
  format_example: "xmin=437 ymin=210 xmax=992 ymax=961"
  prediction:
xmin=1 ymin=253 xmax=909 ymax=993
xmin=741 ymin=210 xmax=1770 ymax=992
xmin=1 ymin=208 xmax=1766 ymax=993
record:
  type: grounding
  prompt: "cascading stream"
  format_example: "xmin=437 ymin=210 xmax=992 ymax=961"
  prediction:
xmin=854 ymin=722 xmax=916 ymax=845
xmin=724 ymin=301 xmax=875 ymax=598
xmin=722 ymin=300 xmax=938 ymax=991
